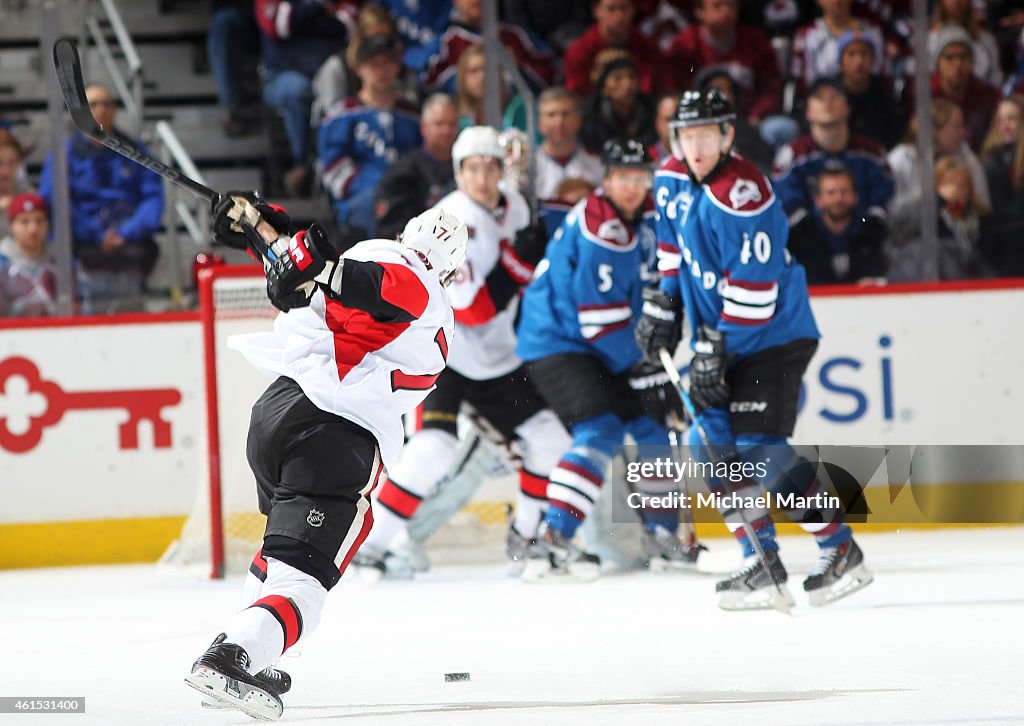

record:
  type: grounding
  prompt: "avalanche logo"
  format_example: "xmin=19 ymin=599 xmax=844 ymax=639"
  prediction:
xmin=729 ymin=178 xmax=762 ymax=209
xmin=307 ymin=508 xmax=325 ymax=528
xmin=596 ymin=218 xmax=631 ymax=246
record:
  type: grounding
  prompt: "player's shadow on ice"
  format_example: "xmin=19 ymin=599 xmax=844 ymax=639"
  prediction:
xmin=286 ymin=689 xmax=907 ymax=720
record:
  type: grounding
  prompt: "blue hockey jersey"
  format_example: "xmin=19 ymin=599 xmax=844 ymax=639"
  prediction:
xmin=318 ymin=98 xmax=423 ymax=223
xmin=653 ymin=153 xmax=820 ymax=359
xmin=517 ymin=191 xmax=658 ymax=374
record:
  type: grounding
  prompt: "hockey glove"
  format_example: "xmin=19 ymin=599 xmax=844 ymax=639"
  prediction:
xmin=635 ymin=287 xmax=683 ymax=364
xmin=628 ymin=361 xmax=685 ymax=427
xmin=689 ymin=325 xmax=730 ymax=412
xmin=211 ymin=190 xmax=294 ymax=251
xmin=264 ymin=223 xmax=337 ymax=312
xmin=512 ymin=221 xmax=550 ymax=267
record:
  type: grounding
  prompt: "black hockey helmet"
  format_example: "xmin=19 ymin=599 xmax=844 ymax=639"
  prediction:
xmin=669 ymin=89 xmax=736 ymax=132
xmin=601 ymin=137 xmax=653 ymax=174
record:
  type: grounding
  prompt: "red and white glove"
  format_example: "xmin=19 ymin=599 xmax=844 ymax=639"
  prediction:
xmin=264 ymin=223 xmax=338 ymax=312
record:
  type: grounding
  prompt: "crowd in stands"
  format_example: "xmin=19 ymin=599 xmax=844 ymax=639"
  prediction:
xmin=4 ymin=0 xmax=1024 ymax=318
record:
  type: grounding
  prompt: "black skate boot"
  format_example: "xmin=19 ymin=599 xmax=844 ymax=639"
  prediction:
xmin=803 ymin=538 xmax=874 ymax=606
xmin=716 ymin=549 xmax=795 ymax=610
xmin=184 ymin=633 xmax=284 ymax=720
xmin=201 ymin=663 xmax=291 ymax=710
xmin=641 ymin=526 xmax=705 ymax=572
xmin=521 ymin=522 xmax=601 ymax=583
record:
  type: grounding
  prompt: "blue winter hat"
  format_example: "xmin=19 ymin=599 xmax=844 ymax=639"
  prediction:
xmin=837 ymin=29 xmax=879 ymax=62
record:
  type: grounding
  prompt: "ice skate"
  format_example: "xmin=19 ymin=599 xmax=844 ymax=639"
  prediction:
xmin=716 ymin=549 xmax=795 ymax=611
xmin=184 ymin=633 xmax=284 ymax=720
xmin=641 ymin=526 xmax=705 ymax=572
xmin=348 ymin=548 xmax=415 ymax=581
xmin=521 ymin=523 xmax=601 ymax=583
xmin=506 ymin=523 xmax=544 ymax=575
xmin=803 ymin=538 xmax=874 ymax=606
xmin=202 ymin=664 xmax=291 ymax=710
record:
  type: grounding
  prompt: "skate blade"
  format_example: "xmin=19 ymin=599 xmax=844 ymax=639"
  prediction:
xmin=807 ymin=564 xmax=875 ymax=607
xmin=185 ymin=666 xmax=283 ymax=721
xmin=521 ymin=558 xmax=600 ymax=584
xmin=645 ymin=557 xmax=701 ymax=574
xmin=718 ymin=584 xmax=795 ymax=612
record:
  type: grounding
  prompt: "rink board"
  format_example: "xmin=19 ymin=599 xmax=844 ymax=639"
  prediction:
xmin=1 ymin=280 xmax=1023 ymax=568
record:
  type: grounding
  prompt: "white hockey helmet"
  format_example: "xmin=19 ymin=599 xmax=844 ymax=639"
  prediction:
xmin=451 ymin=125 xmax=504 ymax=175
xmin=401 ymin=207 xmax=469 ymax=286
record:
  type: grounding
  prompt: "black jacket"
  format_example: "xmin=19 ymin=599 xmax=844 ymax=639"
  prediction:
xmin=787 ymin=209 xmax=887 ymax=285
xmin=374 ymin=147 xmax=456 ymax=239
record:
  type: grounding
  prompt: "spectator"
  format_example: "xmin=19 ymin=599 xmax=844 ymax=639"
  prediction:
xmin=313 ymin=4 xmax=403 ymax=121
xmin=888 ymin=155 xmax=991 ymax=281
xmin=929 ymin=0 xmax=1003 ymax=86
xmin=981 ymin=95 xmax=1024 ymax=276
xmin=39 ymin=84 xmax=163 ymax=307
xmin=986 ymin=0 xmax=1024 ymax=78
xmin=695 ymin=67 xmax=774 ymax=174
xmin=534 ymin=87 xmax=604 ymax=200
xmin=667 ymin=0 xmax=790 ymax=141
xmin=255 ymin=0 xmax=350 ymax=196
xmin=500 ymin=0 xmax=591 ymax=55
xmin=563 ymin=0 xmax=667 ymax=97
xmin=453 ymin=45 xmax=510 ymax=128
xmin=787 ymin=165 xmax=887 ymax=285
xmin=0 ymin=193 xmax=60 ymax=318
xmin=773 ymin=78 xmax=892 ymax=221
xmin=649 ymin=92 xmax=680 ymax=163
xmin=636 ymin=0 xmax=692 ymax=54
xmin=374 ymin=93 xmax=460 ymax=239
xmin=832 ymin=29 xmax=904 ymax=149
xmin=579 ymin=50 xmax=657 ymax=154
xmin=928 ymin=25 xmax=1002 ymax=152
xmin=790 ymin=0 xmax=885 ymax=97
xmin=739 ymin=0 xmax=813 ymax=38
xmin=887 ymin=98 xmax=990 ymax=212
xmin=207 ymin=1 xmax=260 ymax=137
xmin=0 ymin=137 xmax=34 ymax=243
xmin=420 ymin=0 xmax=554 ymax=93
xmin=378 ymin=0 xmax=454 ymax=72
xmin=319 ymin=34 xmax=422 ymax=238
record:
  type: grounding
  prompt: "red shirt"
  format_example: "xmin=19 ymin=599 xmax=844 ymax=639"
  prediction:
xmin=667 ymin=25 xmax=783 ymax=121
xmin=563 ymin=25 xmax=668 ymax=97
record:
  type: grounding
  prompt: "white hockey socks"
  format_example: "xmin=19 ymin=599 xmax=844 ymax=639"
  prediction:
xmin=224 ymin=557 xmax=327 ymax=674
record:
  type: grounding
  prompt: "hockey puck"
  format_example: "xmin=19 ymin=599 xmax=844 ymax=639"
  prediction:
xmin=444 ymin=672 xmax=471 ymax=683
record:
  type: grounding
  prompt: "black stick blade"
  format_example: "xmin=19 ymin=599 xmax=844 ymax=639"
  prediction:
xmin=52 ymin=37 xmax=103 ymax=138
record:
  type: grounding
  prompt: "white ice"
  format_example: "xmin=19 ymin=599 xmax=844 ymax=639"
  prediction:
xmin=3 ymin=527 xmax=1023 ymax=726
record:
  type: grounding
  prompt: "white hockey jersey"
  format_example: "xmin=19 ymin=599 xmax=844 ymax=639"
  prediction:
xmin=534 ymin=148 xmax=605 ymax=200
xmin=229 ymin=238 xmax=455 ymax=473
xmin=434 ymin=185 xmax=531 ymax=380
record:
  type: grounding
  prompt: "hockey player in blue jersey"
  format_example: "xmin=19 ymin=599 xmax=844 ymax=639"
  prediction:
xmin=517 ymin=139 xmax=701 ymax=581
xmin=637 ymin=90 xmax=873 ymax=608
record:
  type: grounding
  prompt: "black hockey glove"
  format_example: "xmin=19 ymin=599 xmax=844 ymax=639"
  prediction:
xmin=689 ymin=325 xmax=730 ymax=412
xmin=635 ymin=287 xmax=683 ymax=364
xmin=264 ymin=223 xmax=337 ymax=312
xmin=211 ymin=190 xmax=294 ymax=251
xmin=628 ymin=361 xmax=685 ymax=428
xmin=512 ymin=221 xmax=550 ymax=267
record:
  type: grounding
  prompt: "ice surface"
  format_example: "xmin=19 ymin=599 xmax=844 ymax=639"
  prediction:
xmin=3 ymin=528 xmax=1023 ymax=725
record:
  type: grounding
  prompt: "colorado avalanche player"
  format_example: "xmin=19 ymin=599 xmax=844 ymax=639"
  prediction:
xmin=354 ymin=125 xmax=568 ymax=576
xmin=185 ymin=200 xmax=468 ymax=719
xmin=516 ymin=138 xmax=697 ymax=582
xmin=637 ymin=90 xmax=873 ymax=609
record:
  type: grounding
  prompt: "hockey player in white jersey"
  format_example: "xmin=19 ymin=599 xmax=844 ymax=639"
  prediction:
xmin=184 ymin=199 xmax=468 ymax=720
xmin=354 ymin=126 xmax=570 ymax=576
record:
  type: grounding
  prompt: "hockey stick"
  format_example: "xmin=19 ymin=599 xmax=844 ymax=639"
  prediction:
xmin=658 ymin=348 xmax=792 ymax=615
xmin=51 ymin=37 xmax=290 ymax=262
xmin=664 ymin=416 xmax=706 ymax=555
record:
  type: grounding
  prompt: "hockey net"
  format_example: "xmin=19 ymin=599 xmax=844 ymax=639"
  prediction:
xmin=161 ymin=266 xmax=517 ymax=578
